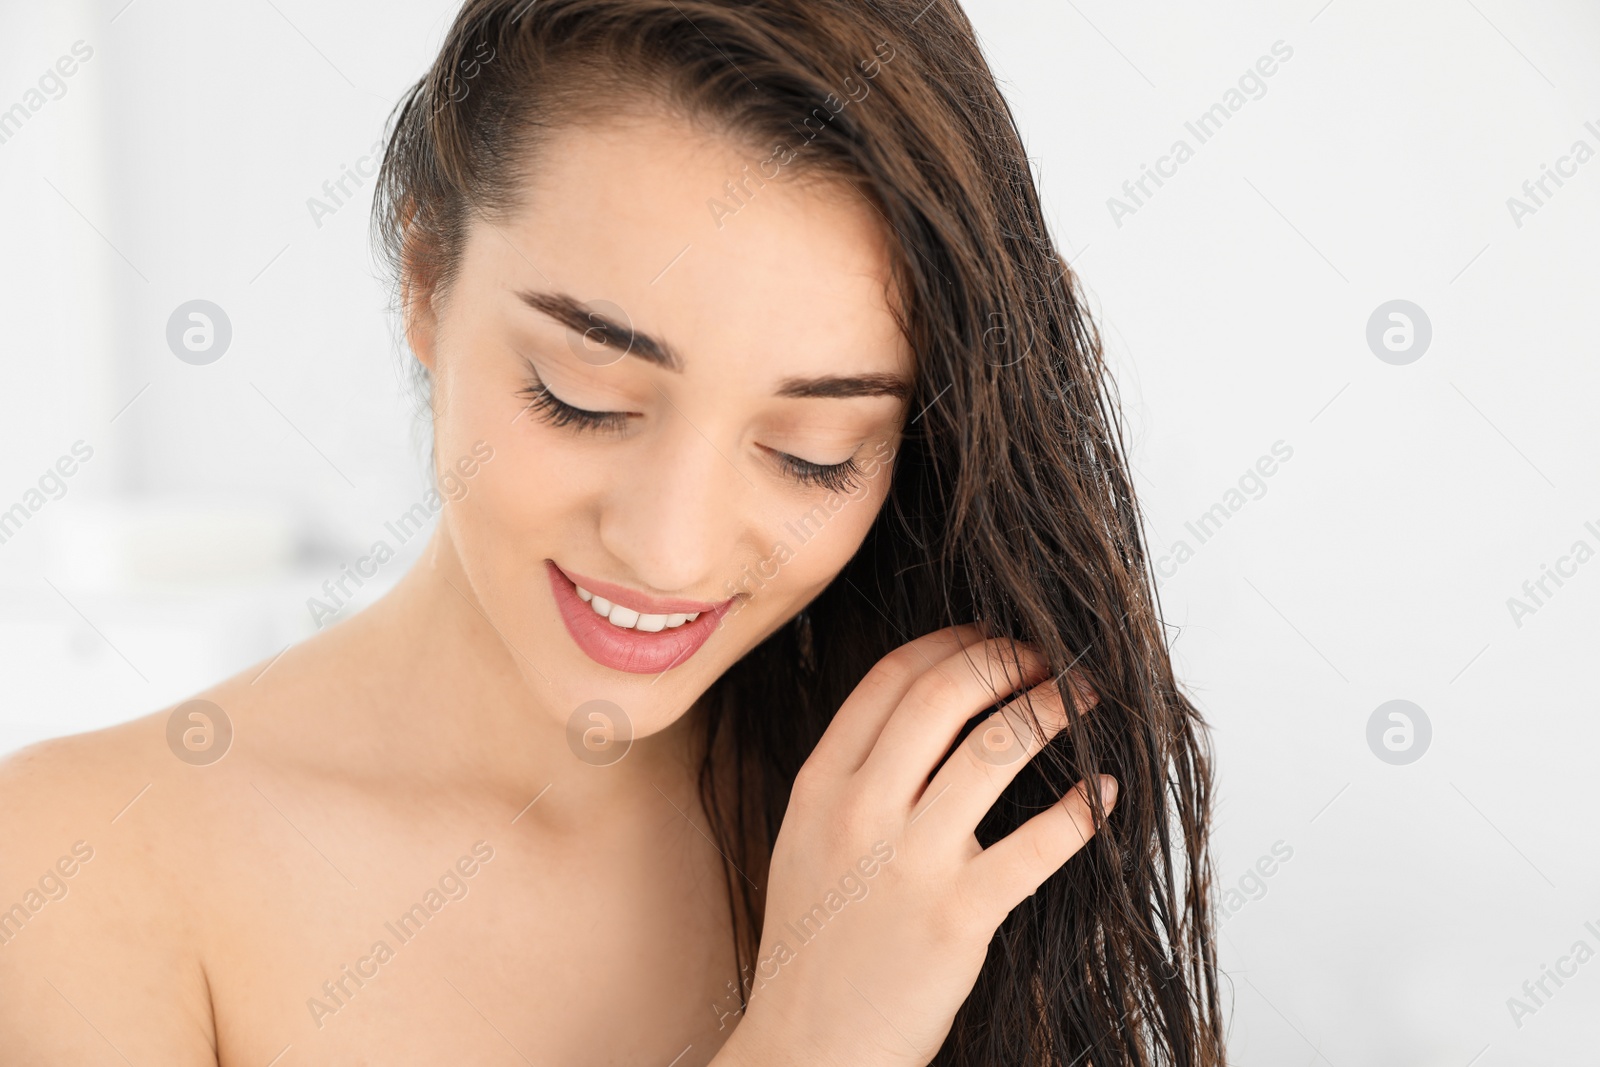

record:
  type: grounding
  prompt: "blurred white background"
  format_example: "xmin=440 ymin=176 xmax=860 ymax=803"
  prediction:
xmin=2 ymin=0 xmax=1596 ymax=1063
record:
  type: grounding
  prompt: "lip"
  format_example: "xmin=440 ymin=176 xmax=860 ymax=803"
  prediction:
xmin=546 ymin=561 xmax=734 ymax=674
xmin=554 ymin=563 xmax=723 ymax=616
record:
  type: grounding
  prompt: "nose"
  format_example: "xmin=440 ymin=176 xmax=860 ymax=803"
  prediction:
xmin=595 ymin=412 xmax=745 ymax=598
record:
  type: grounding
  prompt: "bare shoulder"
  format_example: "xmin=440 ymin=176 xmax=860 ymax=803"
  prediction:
xmin=0 ymin=607 xmax=415 ymax=1065
xmin=0 ymin=710 xmax=221 ymax=1065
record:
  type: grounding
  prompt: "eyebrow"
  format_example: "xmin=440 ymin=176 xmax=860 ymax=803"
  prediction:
xmin=516 ymin=288 xmax=913 ymax=402
xmin=774 ymin=373 xmax=912 ymax=402
xmin=518 ymin=289 xmax=682 ymax=370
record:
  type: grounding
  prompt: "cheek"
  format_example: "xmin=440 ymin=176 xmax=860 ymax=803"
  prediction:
xmin=434 ymin=368 xmax=605 ymax=548
xmin=459 ymin=432 xmax=589 ymax=550
xmin=430 ymin=352 xmax=511 ymax=464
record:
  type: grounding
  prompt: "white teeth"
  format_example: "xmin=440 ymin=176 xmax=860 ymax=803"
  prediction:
xmin=576 ymin=585 xmax=700 ymax=633
xmin=572 ymin=579 xmax=704 ymax=630
xmin=575 ymin=584 xmax=699 ymax=632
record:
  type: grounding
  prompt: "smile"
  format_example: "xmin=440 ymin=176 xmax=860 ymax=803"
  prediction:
xmin=546 ymin=561 xmax=734 ymax=674
xmin=575 ymin=585 xmax=700 ymax=632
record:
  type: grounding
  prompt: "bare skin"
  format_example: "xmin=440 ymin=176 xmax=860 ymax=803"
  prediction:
xmin=0 ymin=558 xmax=738 ymax=1066
xmin=0 ymin=106 xmax=1109 ymax=1067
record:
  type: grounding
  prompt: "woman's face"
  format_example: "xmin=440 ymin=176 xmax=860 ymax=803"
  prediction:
xmin=408 ymin=108 xmax=915 ymax=743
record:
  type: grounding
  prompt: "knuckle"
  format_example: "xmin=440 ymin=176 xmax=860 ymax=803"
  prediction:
xmin=831 ymin=781 xmax=877 ymax=836
xmin=981 ymin=636 xmax=1040 ymax=667
xmin=971 ymin=641 xmax=1041 ymax=693
xmin=864 ymin=651 xmax=919 ymax=695
xmin=789 ymin=759 xmax=825 ymax=802
xmin=915 ymin=665 xmax=964 ymax=708
xmin=994 ymin=836 xmax=1058 ymax=902
xmin=1026 ymin=830 xmax=1058 ymax=875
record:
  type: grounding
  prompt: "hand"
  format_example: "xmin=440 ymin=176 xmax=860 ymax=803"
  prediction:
xmin=715 ymin=625 xmax=1113 ymax=1067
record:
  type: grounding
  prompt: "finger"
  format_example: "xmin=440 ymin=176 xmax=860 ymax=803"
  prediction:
xmin=857 ymin=637 xmax=1051 ymax=802
xmin=907 ymin=668 xmax=1096 ymax=835
xmin=804 ymin=623 xmax=989 ymax=778
xmin=964 ymin=775 xmax=1116 ymax=915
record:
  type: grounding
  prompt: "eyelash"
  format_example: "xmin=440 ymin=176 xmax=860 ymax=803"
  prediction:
xmin=774 ymin=452 xmax=864 ymax=494
xmin=516 ymin=377 xmax=630 ymax=435
xmin=517 ymin=374 xmax=865 ymax=493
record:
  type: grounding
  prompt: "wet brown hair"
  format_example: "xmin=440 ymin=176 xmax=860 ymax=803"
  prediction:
xmin=372 ymin=1 xmax=1226 ymax=1063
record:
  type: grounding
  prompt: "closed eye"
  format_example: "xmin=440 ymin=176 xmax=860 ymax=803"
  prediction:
xmin=516 ymin=375 xmax=631 ymax=434
xmin=765 ymin=448 xmax=865 ymax=494
xmin=518 ymin=372 xmax=868 ymax=493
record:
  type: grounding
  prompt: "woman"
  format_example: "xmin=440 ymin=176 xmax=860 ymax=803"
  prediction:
xmin=0 ymin=1 xmax=1223 ymax=1063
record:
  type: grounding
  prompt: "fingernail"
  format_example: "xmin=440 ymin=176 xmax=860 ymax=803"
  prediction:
xmin=1099 ymin=775 xmax=1119 ymax=809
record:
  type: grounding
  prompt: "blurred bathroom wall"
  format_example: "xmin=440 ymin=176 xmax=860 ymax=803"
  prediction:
xmin=0 ymin=0 xmax=450 ymax=753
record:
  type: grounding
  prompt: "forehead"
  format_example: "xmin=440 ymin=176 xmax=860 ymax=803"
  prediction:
xmin=469 ymin=109 xmax=914 ymax=384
